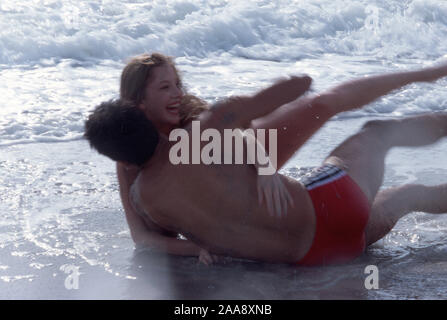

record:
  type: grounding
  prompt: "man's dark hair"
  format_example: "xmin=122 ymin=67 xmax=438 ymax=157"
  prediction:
xmin=84 ymin=99 xmax=159 ymax=166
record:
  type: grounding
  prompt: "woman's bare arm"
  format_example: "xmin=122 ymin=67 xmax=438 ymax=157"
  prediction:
xmin=249 ymin=61 xmax=447 ymax=169
xmin=116 ymin=162 xmax=205 ymax=257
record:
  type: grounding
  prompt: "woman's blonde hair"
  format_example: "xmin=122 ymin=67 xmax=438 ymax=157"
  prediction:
xmin=120 ymin=52 xmax=208 ymax=126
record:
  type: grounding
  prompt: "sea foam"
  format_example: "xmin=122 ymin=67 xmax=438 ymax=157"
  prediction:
xmin=1 ymin=0 xmax=447 ymax=146
xmin=1 ymin=0 xmax=447 ymax=65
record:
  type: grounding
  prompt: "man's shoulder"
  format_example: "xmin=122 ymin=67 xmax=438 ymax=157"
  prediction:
xmin=198 ymin=96 xmax=253 ymax=130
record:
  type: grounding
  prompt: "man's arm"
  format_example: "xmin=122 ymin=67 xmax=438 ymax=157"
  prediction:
xmin=210 ymin=76 xmax=312 ymax=129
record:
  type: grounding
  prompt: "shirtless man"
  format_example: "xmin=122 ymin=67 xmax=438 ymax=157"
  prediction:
xmin=85 ymin=65 xmax=447 ymax=266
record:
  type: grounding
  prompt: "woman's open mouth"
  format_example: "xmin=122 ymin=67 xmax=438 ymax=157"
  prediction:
xmin=166 ymin=103 xmax=180 ymax=115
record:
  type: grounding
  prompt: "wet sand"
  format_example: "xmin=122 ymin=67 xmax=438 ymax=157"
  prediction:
xmin=1 ymin=118 xmax=446 ymax=299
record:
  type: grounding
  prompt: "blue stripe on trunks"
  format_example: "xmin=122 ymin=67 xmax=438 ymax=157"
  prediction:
xmin=300 ymin=164 xmax=347 ymax=191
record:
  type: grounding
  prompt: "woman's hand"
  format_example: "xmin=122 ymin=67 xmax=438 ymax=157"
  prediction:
xmin=257 ymin=172 xmax=294 ymax=218
xmin=241 ymin=129 xmax=294 ymax=218
xmin=198 ymin=249 xmax=220 ymax=266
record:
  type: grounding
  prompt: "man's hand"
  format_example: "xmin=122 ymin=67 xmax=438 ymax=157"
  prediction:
xmin=257 ymin=173 xmax=294 ymax=218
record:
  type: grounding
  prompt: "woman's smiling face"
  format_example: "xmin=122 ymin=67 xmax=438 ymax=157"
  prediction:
xmin=138 ymin=63 xmax=184 ymax=134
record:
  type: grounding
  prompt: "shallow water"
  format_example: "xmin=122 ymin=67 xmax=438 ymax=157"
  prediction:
xmin=1 ymin=119 xmax=446 ymax=299
xmin=1 ymin=0 xmax=447 ymax=299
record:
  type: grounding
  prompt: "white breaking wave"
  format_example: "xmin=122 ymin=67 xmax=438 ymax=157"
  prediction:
xmin=1 ymin=0 xmax=447 ymax=65
xmin=1 ymin=0 xmax=447 ymax=146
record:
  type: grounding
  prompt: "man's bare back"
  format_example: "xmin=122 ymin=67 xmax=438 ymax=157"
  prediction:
xmin=86 ymin=62 xmax=447 ymax=266
xmin=131 ymin=121 xmax=316 ymax=263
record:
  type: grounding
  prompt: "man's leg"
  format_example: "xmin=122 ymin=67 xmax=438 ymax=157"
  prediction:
xmin=325 ymin=112 xmax=447 ymax=203
xmin=323 ymin=112 xmax=447 ymax=244
xmin=366 ymin=183 xmax=447 ymax=246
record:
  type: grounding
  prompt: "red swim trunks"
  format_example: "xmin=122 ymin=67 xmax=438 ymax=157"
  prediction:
xmin=297 ymin=164 xmax=370 ymax=266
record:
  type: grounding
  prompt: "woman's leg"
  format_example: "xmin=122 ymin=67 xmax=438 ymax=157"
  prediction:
xmin=251 ymin=95 xmax=335 ymax=170
xmin=251 ymin=62 xmax=447 ymax=170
